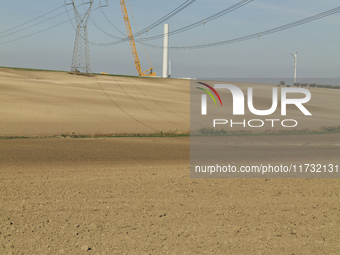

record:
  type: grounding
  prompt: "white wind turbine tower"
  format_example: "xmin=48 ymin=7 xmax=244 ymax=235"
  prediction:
xmin=290 ymin=51 xmax=298 ymax=84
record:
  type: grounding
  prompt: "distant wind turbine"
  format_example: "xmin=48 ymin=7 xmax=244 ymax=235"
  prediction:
xmin=290 ymin=51 xmax=298 ymax=84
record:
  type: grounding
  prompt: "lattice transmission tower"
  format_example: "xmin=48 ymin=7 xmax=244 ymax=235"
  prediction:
xmin=67 ymin=0 xmax=94 ymax=75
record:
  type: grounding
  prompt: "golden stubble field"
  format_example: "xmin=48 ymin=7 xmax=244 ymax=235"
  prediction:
xmin=0 ymin=68 xmax=339 ymax=254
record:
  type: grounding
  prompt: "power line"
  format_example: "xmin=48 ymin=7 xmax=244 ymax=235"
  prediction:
xmin=95 ymin=0 xmax=192 ymax=39
xmin=0 ymin=5 xmax=65 ymax=36
xmin=64 ymin=2 xmax=124 ymax=42
xmin=140 ymin=0 xmax=253 ymax=41
xmin=143 ymin=6 xmax=340 ymax=50
xmin=76 ymin=3 xmax=124 ymax=40
xmin=0 ymin=6 xmax=76 ymax=40
xmin=86 ymin=0 xmax=251 ymax=46
xmin=136 ymin=0 xmax=197 ymax=36
xmin=99 ymin=6 xmax=126 ymax=37
xmin=89 ymin=17 xmax=123 ymax=39
xmin=0 ymin=3 xmax=64 ymax=30
xmin=88 ymin=13 xmax=123 ymax=40
xmin=2 ymin=2 xmax=338 ymax=52
xmin=85 ymin=0 xmax=198 ymax=46
xmin=65 ymin=4 xmax=117 ymax=45
xmin=0 ymin=6 xmax=101 ymax=46
xmin=0 ymin=19 xmax=71 ymax=46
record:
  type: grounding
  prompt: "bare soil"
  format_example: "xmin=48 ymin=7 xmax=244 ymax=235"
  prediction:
xmin=0 ymin=68 xmax=339 ymax=254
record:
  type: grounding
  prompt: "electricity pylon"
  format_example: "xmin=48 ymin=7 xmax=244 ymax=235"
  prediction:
xmin=68 ymin=0 xmax=94 ymax=75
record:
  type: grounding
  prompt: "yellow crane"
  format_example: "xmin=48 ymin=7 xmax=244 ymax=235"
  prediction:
xmin=119 ymin=0 xmax=156 ymax=77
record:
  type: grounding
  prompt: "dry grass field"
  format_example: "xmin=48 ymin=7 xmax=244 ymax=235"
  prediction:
xmin=0 ymin=67 xmax=339 ymax=254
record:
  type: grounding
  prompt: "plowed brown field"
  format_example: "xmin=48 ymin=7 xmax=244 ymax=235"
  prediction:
xmin=1 ymin=68 xmax=339 ymax=254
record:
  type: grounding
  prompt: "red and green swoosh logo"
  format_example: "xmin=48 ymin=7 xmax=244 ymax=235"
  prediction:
xmin=196 ymin=82 xmax=223 ymax=106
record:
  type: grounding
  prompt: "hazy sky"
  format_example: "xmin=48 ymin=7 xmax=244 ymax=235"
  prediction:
xmin=0 ymin=0 xmax=339 ymax=79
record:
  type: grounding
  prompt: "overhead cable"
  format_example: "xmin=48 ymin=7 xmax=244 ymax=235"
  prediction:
xmin=144 ymin=6 xmax=340 ymax=50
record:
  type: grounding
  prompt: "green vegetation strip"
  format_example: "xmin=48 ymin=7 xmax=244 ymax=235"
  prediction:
xmin=0 ymin=66 xmax=67 ymax=73
xmin=1 ymin=126 xmax=340 ymax=140
xmin=0 ymin=131 xmax=190 ymax=140
xmin=191 ymin=125 xmax=340 ymax=137
xmin=0 ymin=66 xmax=163 ymax=79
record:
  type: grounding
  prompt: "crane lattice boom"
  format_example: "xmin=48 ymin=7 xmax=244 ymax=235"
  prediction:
xmin=119 ymin=0 xmax=155 ymax=76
